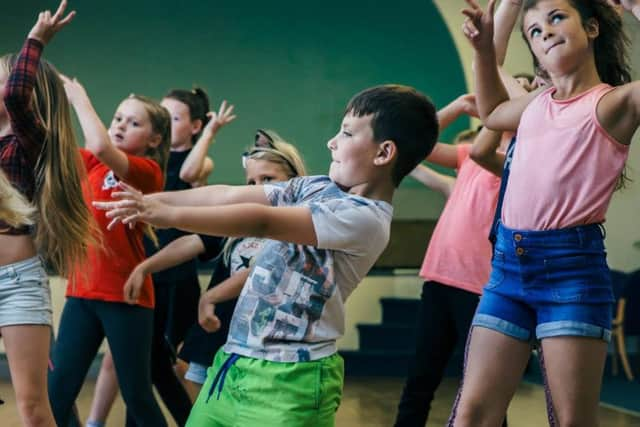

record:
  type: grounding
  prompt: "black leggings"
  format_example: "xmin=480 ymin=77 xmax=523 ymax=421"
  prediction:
xmin=48 ymin=297 xmax=167 ymax=427
xmin=125 ymin=283 xmax=195 ymax=426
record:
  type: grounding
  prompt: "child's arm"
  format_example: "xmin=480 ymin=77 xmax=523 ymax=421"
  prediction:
xmin=463 ymin=0 xmax=541 ymax=131
xmin=410 ymin=165 xmax=456 ymax=198
xmin=95 ymin=183 xmax=318 ymax=245
xmin=122 ymin=234 xmax=205 ymax=304
xmin=437 ymin=94 xmax=478 ymax=132
xmin=61 ymin=76 xmax=131 ymax=178
xmin=425 ymin=94 xmax=478 ymax=168
xmin=179 ymin=100 xmax=236 ymax=186
xmin=198 ymin=269 xmax=250 ymax=332
xmin=149 ymin=183 xmax=270 ymax=208
xmin=469 ymin=127 xmax=506 ymax=177
xmin=4 ymin=1 xmax=75 ymax=159
xmin=596 ymin=2 xmax=640 ymax=145
xmin=493 ymin=0 xmax=522 ymax=66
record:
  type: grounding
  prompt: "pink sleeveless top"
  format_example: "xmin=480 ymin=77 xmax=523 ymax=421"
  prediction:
xmin=420 ymin=144 xmax=500 ymax=295
xmin=502 ymin=84 xmax=629 ymax=231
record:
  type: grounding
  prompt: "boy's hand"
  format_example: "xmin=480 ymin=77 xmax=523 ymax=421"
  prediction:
xmin=198 ymin=293 xmax=221 ymax=332
xmin=462 ymin=0 xmax=497 ymax=52
xmin=59 ymin=74 xmax=88 ymax=106
xmin=92 ymin=182 xmax=173 ymax=230
xmin=28 ymin=0 xmax=75 ymax=45
xmin=202 ymin=100 xmax=237 ymax=140
xmin=123 ymin=264 xmax=146 ymax=304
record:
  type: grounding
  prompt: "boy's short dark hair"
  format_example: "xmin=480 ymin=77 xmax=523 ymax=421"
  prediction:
xmin=345 ymin=85 xmax=438 ymax=187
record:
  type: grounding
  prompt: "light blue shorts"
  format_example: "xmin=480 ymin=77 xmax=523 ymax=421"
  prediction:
xmin=185 ymin=361 xmax=209 ymax=385
xmin=0 ymin=256 xmax=52 ymax=327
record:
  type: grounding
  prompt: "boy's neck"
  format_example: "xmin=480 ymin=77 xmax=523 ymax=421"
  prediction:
xmin=348 ymin=180 xmax=395 ymax=204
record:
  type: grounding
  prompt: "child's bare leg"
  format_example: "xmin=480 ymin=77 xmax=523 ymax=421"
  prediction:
xmin=451 ymin=327 xmax=530 ymax=427
xmin=2 ymin=325 xmax=55 ymax=427
xmin=540 ymin=337 xmax=607 ymax=427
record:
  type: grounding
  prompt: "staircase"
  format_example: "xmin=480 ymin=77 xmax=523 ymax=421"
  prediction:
xmin=340 ymin=297 xmax=466 ymax=377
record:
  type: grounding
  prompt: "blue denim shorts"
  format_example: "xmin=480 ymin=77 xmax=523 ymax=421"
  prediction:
xmin=473 ymin=223 xmax=613 ymax=343
xmin=0 ymin=256 xmax=52 ymax=327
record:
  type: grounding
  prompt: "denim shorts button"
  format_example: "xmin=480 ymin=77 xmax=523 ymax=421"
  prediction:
xmin=514 ymin=234 xmax=522 ymax=242
xmin=516 ymin=247 xmax=525 ymax=256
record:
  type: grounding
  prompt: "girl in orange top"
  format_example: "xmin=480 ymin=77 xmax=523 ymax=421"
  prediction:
xmin=48 ymin=76 xmax=170 ymax=427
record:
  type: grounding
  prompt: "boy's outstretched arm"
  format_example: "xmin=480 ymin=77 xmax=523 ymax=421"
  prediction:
xmin=146 ymin=183 xmax=270 ymax=208
xmin=94 ymin=184 xmax=318 ymax=246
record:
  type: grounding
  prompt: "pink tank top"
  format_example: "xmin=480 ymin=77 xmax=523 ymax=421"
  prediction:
xmin=502 ymin=84 xmax=629 ymax=230
xmin=420 ymin=144 xmax=500 ymax=295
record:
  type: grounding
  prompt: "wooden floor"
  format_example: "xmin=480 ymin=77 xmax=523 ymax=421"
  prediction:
xmin=1 ymin=377 xmax=639 ymax=426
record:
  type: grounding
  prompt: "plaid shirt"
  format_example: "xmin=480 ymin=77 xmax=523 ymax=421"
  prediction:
xmin=0 ymin=38 xmax=45 ymax=234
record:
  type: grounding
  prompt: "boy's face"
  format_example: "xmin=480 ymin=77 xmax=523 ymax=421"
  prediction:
xmin=327 ymin=112 xmax=379 ymax=189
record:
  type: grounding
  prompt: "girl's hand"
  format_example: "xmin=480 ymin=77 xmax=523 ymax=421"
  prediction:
xmin=198 ymin=293 xmax=221 ymax=333
xmin=59 ymin=74 xmax=88 ymax=106
xmin=456 ymin=93 xmax=479 ymax=118
xmin=28 ymin=0 xmax=75 ymax=45
xmin=123 ymin=265 xmax=146 ymax=304
xmin=202 ymin=100 xmax=237 ymax=140
xmin=462 ymin=0 xmax=497 ymax=52
xmin=92 ymin=182 xmax=172 ymax=230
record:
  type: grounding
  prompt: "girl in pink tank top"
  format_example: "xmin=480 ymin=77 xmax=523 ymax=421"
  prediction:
xmin=446 ymin=1 xmax=640 ymax=427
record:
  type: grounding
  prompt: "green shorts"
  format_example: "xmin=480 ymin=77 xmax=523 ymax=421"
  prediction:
xmin=186 ymin=350 xmax=344 ymax=427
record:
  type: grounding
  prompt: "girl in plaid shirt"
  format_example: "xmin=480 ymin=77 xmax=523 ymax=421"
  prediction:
xmin=0 ymin=1 xmax=95 ymax=426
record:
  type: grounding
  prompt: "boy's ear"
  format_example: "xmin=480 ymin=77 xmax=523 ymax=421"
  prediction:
xmin=374 ymin=140 xmax=397 ymax=166
xmin=585 ymin=17 xmax=599 ymax=41
xmin=191 ymin=119 xmax=203 ymax=136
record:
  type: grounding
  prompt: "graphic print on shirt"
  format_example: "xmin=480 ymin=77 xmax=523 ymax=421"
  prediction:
xmin=101 ymin=171 xmax=119 ymax=191
xmin=224 ymin=176 xmax=391 ymax=362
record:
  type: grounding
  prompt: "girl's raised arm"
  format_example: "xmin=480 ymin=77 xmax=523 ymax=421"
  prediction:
xmin=179 ymin=100 xmax=236 ymax=186
xmin=463 ymin=0 xmax=540 ymax=131
xmin=61 ymin=76 xmax=131 ymax=177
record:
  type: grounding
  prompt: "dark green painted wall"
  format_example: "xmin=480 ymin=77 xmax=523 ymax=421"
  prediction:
xmin=2 ymin=1 xmax=468 ymax=189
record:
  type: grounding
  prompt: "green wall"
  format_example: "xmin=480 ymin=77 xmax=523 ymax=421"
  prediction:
xmin=2 ymin=1 xmax=468 ymax=193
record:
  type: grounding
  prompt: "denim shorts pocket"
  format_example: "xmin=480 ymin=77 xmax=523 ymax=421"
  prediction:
xmin=485 ymin=250 xmax=506 ymax=290
xmin=544 ymin=254 xmax=612 ymax=303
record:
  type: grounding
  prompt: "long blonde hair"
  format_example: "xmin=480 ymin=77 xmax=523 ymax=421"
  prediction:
xmin=1 ymin=54 xmax=97 ymax=277
xmin=126 ymin=94 xmax=171 ymax=246
xmin=0 ymin=170 xmax=34 ymax=230
xmin=223 ymin=132 xmax=307 ymax=265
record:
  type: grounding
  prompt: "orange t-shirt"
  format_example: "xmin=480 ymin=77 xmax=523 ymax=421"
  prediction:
xmin=66 ymin=149 xmax=164 ymax=308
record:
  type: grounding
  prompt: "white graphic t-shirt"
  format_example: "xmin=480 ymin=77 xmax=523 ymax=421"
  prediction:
xmin=223 ymin=176 xmax=392 ymax=362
